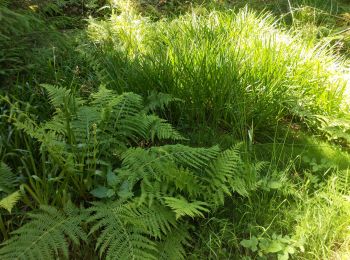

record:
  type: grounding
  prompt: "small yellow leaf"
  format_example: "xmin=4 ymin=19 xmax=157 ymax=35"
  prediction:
xmin=0 ymin=191 xmax=21 ymax=213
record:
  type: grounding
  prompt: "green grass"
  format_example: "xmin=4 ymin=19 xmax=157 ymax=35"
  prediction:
xmin=87 ymin=6 xmax=348 ymax=141
xmin=0 ymin=0 xmax=350 ymax=259
xmin=188 ymin=168 xmax=350 ymax=259
xmin=126 ymin=0 xmax=350 ymax=57
xmin=293 ymin=169 xmax=350 ymax=259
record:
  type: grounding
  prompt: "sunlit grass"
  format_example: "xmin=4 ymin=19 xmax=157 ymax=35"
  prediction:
xmin=88 ymin=6 xmax=348 ymax=140
xmin=293 ymin=169 xmax=350 ymax=259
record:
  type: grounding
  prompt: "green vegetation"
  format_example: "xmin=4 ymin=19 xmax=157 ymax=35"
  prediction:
xmin=87 ymin=6 xmax=348 ymax=141
xmin=0 ymin=0 xmax=350 ymax=259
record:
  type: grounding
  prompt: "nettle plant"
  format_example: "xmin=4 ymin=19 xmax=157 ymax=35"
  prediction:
xmin=0 ymin=85 xmax=263 ymax=259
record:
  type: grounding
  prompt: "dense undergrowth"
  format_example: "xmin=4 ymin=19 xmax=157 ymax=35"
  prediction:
xmin=0 ymin=0 xmax=350 ymax=259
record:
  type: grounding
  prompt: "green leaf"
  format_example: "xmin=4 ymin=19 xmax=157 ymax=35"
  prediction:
xmin=265 ymin=240 xmax=284 ymax=253
xmin=0 ymin=191 xmax=21 ymax=213
xmin=267 ymin=180 xmax=282 ymax=189
xmin=107 ymin=170 xmax=118 ymax=186
xmin=240 ymin=236 xmax=258 ymax=252
xmin=118 ymin=181 xmax=134 ymax=199
xmin=0 ymin=162 xmax=17 ymax=194
xmin=90 ymin=186 xmax=115 ymax=198
xmin=278 ymin=252 xmax=289 ymax=260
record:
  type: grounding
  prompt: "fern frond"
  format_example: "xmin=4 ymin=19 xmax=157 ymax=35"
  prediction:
xmin=119 ymin=145 xmax=218 ymax=181
xmin=90 ymin=86 xmax=116 ymax=106
xmin=138 ymin=180 xmax=164 ymax=206
xmin=144 ymin=91 xmax=182 ymax=112
xmin=13 ymin=114 xmax=40 ymax=139
xmin=123 ymin=202 xmax=176 ymax=239
xmin=119 ymin=114 xmax=185 ymax=142
xmin=115 ymin=145 xmax=221 ymax=204
xmin=205 ymin=146 xmax=247 ymax=204
xmin=117 ymin=147 xmax=166 ymax=190
xmin=334 ymin=169 xmax=350 ymax=194
xmin=134 ymin=167 xmax=200 ymax=206
xmin=163 ymin=197 xmax=209 ymax=219
xmin=0 ymin=162 xmax=17 ymax=194
xmin=157 ymin=226 xmax=191 ymax=260
xmin=0 ymin=191 xmax=21 ymax=213
xmin=41 ymin=84 xmax=81 ymax=109
xmin=159 ymin=167 xmax=201 ymax=198
xmin=0 ymin=204 xmax=87 ymax=260
xmin=88 ymin=200 xmax=175 ymax=259
xmin=71 ymin=105 xmax=101 ymax=144
xmin=116 ymin=115 xmax=149 ymax=142
xmin=144 ymin=115 xmax=185 ymax=141
xmin=152 ymin=144 xmax=221 ymax=170
xmin=244 ymin=161 xmax=267 ymax=191
xmin=40 ymin=115 xmax=66 ymax=135
xmin=92 ymin=89 xmax=151 ymax=146
xmin=93 ymin=89 xmax=143 ymax=118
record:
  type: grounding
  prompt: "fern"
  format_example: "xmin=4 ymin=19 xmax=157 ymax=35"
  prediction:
xmin=41 ymin=84 xmax=74 ymax=109
xmin=334 ymin=169 xmax=350 ymax=194
xmin=157 ymin=226 xmax=191 ymax=260
xmin=119 ymin=114 xmax=185 ymax=142
xmin=155 ymin=166 xmax=202 ymax=198
xmin=16 ymin=85 xmax=186 ymax=149
xmin=0 ymin=191 xmax=21 ymax=213
xmin=113 ymin=145 xmax=221 ymax=203
xmin=144 ymin=91 xmax=182 ymax=113
xmin=0 ymin=204 xmax=87 ymax=260
xmin=11 ymin=85 xmax=187 ymax=176
xmin=0 ymin=162 xmax=17 ymax=194
xmin=203 ymin=146 xmax=248 ymax=204
xmin=4 ymin=84 xmax=265 ymax=259
xmin=88 ymin=200 xmax=176 ymax=260
xmin=92 ymin=88 xmax=143 ymax=117
xmin=0 ymin=162 xmax=20 ymax=213
xmin=111 ymin=143 xmax=259 ymax=208
xmin=163 ymin=197 xmax=210 ymax=219
xmin=151 ymin=144 xmax=221 ymax=171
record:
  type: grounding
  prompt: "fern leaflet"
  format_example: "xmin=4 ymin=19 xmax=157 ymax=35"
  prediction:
xmin=0 ymin=204 xmax=87 ymax=260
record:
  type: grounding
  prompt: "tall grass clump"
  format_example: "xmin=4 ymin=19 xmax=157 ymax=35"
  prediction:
xmin=0 ymin=3 xmax=73 ymax=87
xmin=0 ymin=4 xmax=45 ymax=80
xmin=87 ymin=6 xmax=348 ymax=140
